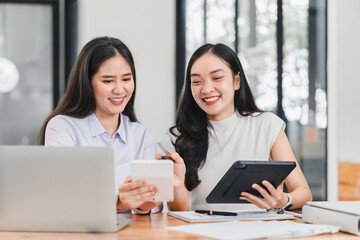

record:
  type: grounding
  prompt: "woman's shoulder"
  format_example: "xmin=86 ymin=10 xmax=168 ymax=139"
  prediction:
xmin=249 ymin=111 xmax=285 ymax=130
xmin=239 ymin=111 xmax=285 ymax=129
xmin=251 ymin=111 xmax=281 ymax=121
xmin=47 ymin=114 xmax=87 ymax=127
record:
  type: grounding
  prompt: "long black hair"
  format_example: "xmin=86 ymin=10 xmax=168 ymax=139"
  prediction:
xmin=171 ymin=43 xmax=262 ymax=191
xmin=38 ymin=36 xmax=137 ymax=145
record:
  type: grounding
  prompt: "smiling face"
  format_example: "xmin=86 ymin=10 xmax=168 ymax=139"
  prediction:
xmin=91 ymin=53 xmax=134 ymax=121
xmin=190 ymin=53 xmax=240 ymax=121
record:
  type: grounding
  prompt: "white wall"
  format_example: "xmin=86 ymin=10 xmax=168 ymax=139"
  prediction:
xmin=328 ymin=0 xmax=360 ymax=200
xmin=77 ymin=0 xmax=176 ymax=139
xmin=337 ymin=0 xmax=360 ymax=164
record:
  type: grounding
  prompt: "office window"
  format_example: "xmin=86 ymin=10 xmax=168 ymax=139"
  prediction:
xmin=178 ymin=0 xmax=327 ymax=200
xmin=0 ymin=0 xmax=77 ymax=145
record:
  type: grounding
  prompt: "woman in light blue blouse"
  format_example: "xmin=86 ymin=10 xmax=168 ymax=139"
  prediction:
xmin=38 ymin=36 xmax=168 ymax=213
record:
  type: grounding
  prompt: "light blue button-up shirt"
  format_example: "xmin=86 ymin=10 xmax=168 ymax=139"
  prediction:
xmin=45 ymin=113 xmax=157 ymax=191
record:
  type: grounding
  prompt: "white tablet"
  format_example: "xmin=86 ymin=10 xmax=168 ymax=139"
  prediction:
xmin=131 ymin=160 xmax=173 ymax=202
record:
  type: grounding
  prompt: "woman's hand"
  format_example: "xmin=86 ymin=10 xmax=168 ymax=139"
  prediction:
xmin=156 ymin=152 xmax=189 ymax=211
xmin=117 ymin=176 xmax=161 ymax=211
xmin=156 ymin=152 xmax=186 ymax=188
xmin=239 ymin=180 xmax=288 ymax=209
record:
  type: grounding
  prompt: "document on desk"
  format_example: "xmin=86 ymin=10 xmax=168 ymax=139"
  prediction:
xmin=167 ymin=220 xmax=340 ymax=239
xmin=168 ymin=209 xmax=294 ymax=223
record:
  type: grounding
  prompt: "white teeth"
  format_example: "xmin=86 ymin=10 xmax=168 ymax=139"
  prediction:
xmin=109 ymin=98 xmax=123 ymax=102
xmin=203 ymin=96 xmax=220 ymax=102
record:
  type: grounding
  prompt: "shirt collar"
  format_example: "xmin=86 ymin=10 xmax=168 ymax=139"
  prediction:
xmin=88 ymin=113 xmax=127 ymax=143
xmin=117 ymin=114 xmax=127 ymax=143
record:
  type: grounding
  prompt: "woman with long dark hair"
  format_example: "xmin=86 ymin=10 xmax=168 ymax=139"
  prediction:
xmin=38 ymin=36 xmax=172 ymax=213
xmin=159 ymin=43 xmax=312 ymax=211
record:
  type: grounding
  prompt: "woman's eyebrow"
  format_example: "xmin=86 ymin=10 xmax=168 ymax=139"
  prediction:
xmin=122 ymin=72 xmax=132 ymax=77
xmin=100 ymin=72 xmax=132 ymax=78
xmin=190 ymin=73 xmax=201 ymax=77
xmin=191 ymin=69 xmax=224 ymax=77
xmin=209 ymin=69 xmax=224 ymax=74
xmin=100 ymin=75 xmax=114 ymax=79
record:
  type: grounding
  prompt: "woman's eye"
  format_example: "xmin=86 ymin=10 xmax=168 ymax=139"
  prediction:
xmin=122 ymin=78 xmax=131 ymax=82
xmin=191 ymin=79 xmax=201 ymax=84
xmin=213 ymin=76 xmax=223 ymax=80
xmin=103 ymin=80 xmax=112 ymax=83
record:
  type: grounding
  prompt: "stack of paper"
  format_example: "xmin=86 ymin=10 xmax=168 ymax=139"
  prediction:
xmin=168 ymin=209 xmax=294 ymax=223
xmin=167 ymin=220 xmax=340 ymax=239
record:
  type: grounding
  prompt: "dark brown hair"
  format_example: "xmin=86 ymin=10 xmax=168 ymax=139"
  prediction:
xmin=38 ymin=36 xmax=137 ymax=145
xmin=171 ymin=43 xmax=262 ymax=191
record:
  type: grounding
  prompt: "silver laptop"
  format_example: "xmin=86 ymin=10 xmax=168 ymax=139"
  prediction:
xmin=0 ymin=146 xmax=131 ymax=232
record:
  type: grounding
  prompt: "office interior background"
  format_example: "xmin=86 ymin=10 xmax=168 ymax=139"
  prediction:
xmin=0 ymin=0 xmax=359 ymax=202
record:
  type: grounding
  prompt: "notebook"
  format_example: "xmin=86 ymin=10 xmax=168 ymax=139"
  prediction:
xmin=168 ymin=209 xmax=295 ymax=223
xmin=307 ymin=201 xmax=360 ymax=215
xmin=303 ymin=201 xmax=360 ymax=235
xmin=0 ymin=146 xmax=131 ymax=232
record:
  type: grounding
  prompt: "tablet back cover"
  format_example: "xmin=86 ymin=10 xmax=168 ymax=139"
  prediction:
xmin=206 ymin=161 xmax=296 ymax=203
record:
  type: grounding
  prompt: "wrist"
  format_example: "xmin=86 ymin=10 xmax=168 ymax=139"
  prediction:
xmin=134 ymin=208 xmax=151 ymax=215
xmin=276 ymin=193 xmax=289 ymax=208
xmin=268 ymin=193 xmax=293 ymax=214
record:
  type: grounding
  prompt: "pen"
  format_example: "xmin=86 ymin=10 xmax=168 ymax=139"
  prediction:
xmin=161 ymin=155 xmax=175 ymax=162
xmin=161 ymin=155 xmax=172 ymax=160
xmin=194 ymin=210 xmax=238 ymax=216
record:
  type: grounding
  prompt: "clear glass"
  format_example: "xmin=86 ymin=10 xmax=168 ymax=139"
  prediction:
xmin=283 ymin=0 xmax=327 ymax=200
xmin=237 ymin=0 xmax=278 ymax=111
xmin=0 ymin=3 xmax=53 ymax=145
xmin=206 ymin=0 xmax=235 ymax=47
xmin=186 ymin=0 xmax=204 ymax=63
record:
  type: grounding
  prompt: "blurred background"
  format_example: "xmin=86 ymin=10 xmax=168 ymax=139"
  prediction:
xmin=0 ymin=0 xmax=359 ymax=202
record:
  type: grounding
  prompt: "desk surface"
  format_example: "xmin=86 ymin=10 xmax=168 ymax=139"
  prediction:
xmin=0 ymin=213 xmax=359 ymax=240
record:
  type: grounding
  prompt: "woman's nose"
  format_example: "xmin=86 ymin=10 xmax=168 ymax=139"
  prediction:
xmin=112 ymin=82 xmax=124 ymax=94
xmin=200 ymin=80 xmax=214 ymax=94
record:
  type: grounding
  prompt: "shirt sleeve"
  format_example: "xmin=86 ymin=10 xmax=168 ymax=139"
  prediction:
xmin=45 ymin=116 xmax=76 ymax=146
xmin=141 ymin=127 xmax=157 ymax=160
xmin=158 ymin=129 xmax=177 ymax=154
xmin=133 ymin=202 xmax=164 ymax=215
xmin=266 ymin=112 xmax=286 ymax=149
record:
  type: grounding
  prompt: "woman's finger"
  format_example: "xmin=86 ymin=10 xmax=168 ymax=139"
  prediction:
xmin=170 ymin=152 xmax=184 ymax=165
xmin=240 ymin=192 xmax=270 ymax=209
xmin=262 ymin=180 xmax=281 ymax=197
xmin=252 ymin=183 xmax=271 ymax=199
xmin=118 ymin=179 xmax=147 ymax=192
xmin=155 ymin=153 xmax=165 ymax=160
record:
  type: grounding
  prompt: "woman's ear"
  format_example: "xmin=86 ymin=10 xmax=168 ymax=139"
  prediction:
xmin=235 ymin=72 xmax=241 ymax=90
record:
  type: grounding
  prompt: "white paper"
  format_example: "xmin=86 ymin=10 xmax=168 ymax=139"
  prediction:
xmin=167 ymin=220 xmax=340 ymax=240
xmin=168 ymin=209 xmax=294 ymax=223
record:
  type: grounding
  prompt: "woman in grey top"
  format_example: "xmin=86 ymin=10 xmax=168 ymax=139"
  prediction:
xmin=159 ymin=43 xmax=312 ymax=211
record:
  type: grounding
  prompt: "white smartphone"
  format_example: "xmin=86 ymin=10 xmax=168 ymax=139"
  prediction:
xmin=131 ymin=160 xmax=173 ymax=202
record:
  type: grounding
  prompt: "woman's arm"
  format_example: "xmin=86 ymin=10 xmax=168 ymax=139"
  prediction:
xmin=240 ymin=129 xmax=312 ymax=210
xmin=157 ymin=152 xmax=189 ymax=211
xmin=44 ymin=116 xmax=76 ymax=146
xmin=270 ymin=129 xmax=312 ymax=209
